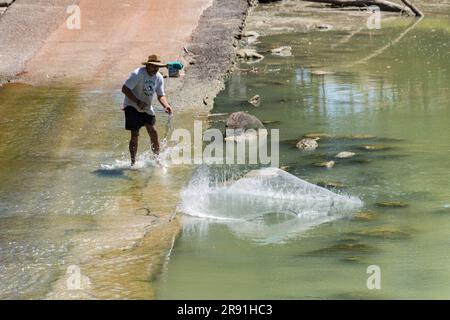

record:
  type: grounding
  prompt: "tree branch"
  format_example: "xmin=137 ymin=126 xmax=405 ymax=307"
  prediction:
xmin=303 ymin=0 xmax=413 ymax=15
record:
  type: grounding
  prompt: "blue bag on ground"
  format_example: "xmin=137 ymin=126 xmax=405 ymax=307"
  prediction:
xmin=167 ymin=61 xmax=184 ymax=77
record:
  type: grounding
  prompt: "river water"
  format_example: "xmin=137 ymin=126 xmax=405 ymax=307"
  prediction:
xmin=156 ymin=8 xmax=450 ymax=299
xmin=1 ymin=4 xmax=449 ymax=300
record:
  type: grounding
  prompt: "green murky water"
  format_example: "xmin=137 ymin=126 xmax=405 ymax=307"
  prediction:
xmin=156 ymin=14 xmax=450 ymax=298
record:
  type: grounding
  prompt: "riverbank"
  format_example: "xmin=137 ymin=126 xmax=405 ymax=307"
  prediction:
xmin=0 ymin=0 xmax=252 ymax=299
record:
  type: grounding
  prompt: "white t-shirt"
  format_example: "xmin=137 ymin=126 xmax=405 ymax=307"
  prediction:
xmin=123 ymin=67 xmax=165 ymax=115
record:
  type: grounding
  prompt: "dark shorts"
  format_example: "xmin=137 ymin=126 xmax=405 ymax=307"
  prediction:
xmin=124 ymin=106 xmax=156 ymax=131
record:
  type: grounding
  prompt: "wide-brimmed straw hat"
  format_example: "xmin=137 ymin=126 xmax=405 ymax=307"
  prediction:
xmin=142 ymin=54 xmax=167 ymax=67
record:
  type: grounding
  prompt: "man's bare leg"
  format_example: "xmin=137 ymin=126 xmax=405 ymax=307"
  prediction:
xmin=145 ymin=124 xmax=160 ymax=155
xmin=129 ymin=130 xmax=139 ymax=165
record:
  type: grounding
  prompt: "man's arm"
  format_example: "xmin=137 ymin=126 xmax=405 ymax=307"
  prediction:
xmin=122 ymin=85 xmax=147 ymax=109
xmin=157 ymin=95 xmax=173 ymax=115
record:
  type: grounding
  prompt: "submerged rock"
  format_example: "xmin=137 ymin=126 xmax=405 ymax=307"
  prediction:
xmin=352 ymin=212 xmax=376 ymax=222
xmin=242 ymin=31 xmax=260 ymax=45
xmin=249 ymin=94 xmax=261 ymax=106
xmin=341 ymin=256 xmax=361 ymax=263
xmin=271 ymin=46 xmax=292 ymax=57
xmin=296 ymin=138 xmax=318 ymax=151
xmin=236 ymin=49 xmax=264 ymax=60
xmin=349 ymin=134 xmax=377 ymax=140
xmin=352 ymin=227 xmax=410 ymax=239
xmin=336 ymin=151 xmax=356 ymax=159
xmin=375 ymin=201 xmax=409 ymax=208
xmin=314 ymin=161 xmax=335 ymax=168
xmin=311 ymin=70 xmax=334 ymax=76
xmin=303 ymin=133 xmax=335 ymax=140
xmin=360 ymin=145 xmax=391 ymax=151
xmin=242 ymin=31 xmax=259 ymax=38
xmin=262 ymin=120 xmax=280 ymax=125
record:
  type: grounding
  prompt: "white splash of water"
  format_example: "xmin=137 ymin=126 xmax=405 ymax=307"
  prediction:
xmin=179 ymin=166 xmax=363 ymax=244
xmin=99 ymin=140 xmax=175 ymax=171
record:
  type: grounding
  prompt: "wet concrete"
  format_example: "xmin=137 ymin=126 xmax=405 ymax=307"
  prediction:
xmin=0 ymin=0 xmax=253 ymax=299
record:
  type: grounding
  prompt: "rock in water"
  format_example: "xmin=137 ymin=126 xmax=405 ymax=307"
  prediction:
xmin=308 ymin=242 xmax=377 ymax=255
xmin=352 ymin=227 xmax=410 ymax=239
xmin=262 ymin=120 xmax=280 ymax=125
xmin=303 ymin=132 xmax=335 ymax=139
xmin=249 ymin=94 xmax=261 ymax=106
xmin=314 ymin=161 xmax=335 ymax=168
xmin=243 ymin=31 xmax=259 ymax=38
xmin=311 ymin=70 xmax=334 ymax=76
xmin=375 ymin=201 xmax=409 ymax=208
xmin=349 ymin=134 xmax=376 ymax=139
xmin=271 ymin=46 xmax=292 ymax=57
xmin=352 ymin=212 xmax=376 ymax=221
xmin=236 ymin=49 xmax=264 ymax=60
xmin=226 ymin=111 xmax=265 ymax=130
xmin=336 ymin=151 xmax=356 ymax=159
xmin=296 ymin=138 xmax=318 ymax=151
xmin=242 ymin=31 xmax=259 ymax=44
xmin=360 ymin=145 xmax=391 ymax=151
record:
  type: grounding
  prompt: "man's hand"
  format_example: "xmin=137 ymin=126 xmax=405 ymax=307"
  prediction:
xmin=158 ymin=95 xmax=173 ymax=115
xmin=137 ymin=100 xmax=148 ymax=110
xmin=164 ymin=105 xmax=173 ymax=115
